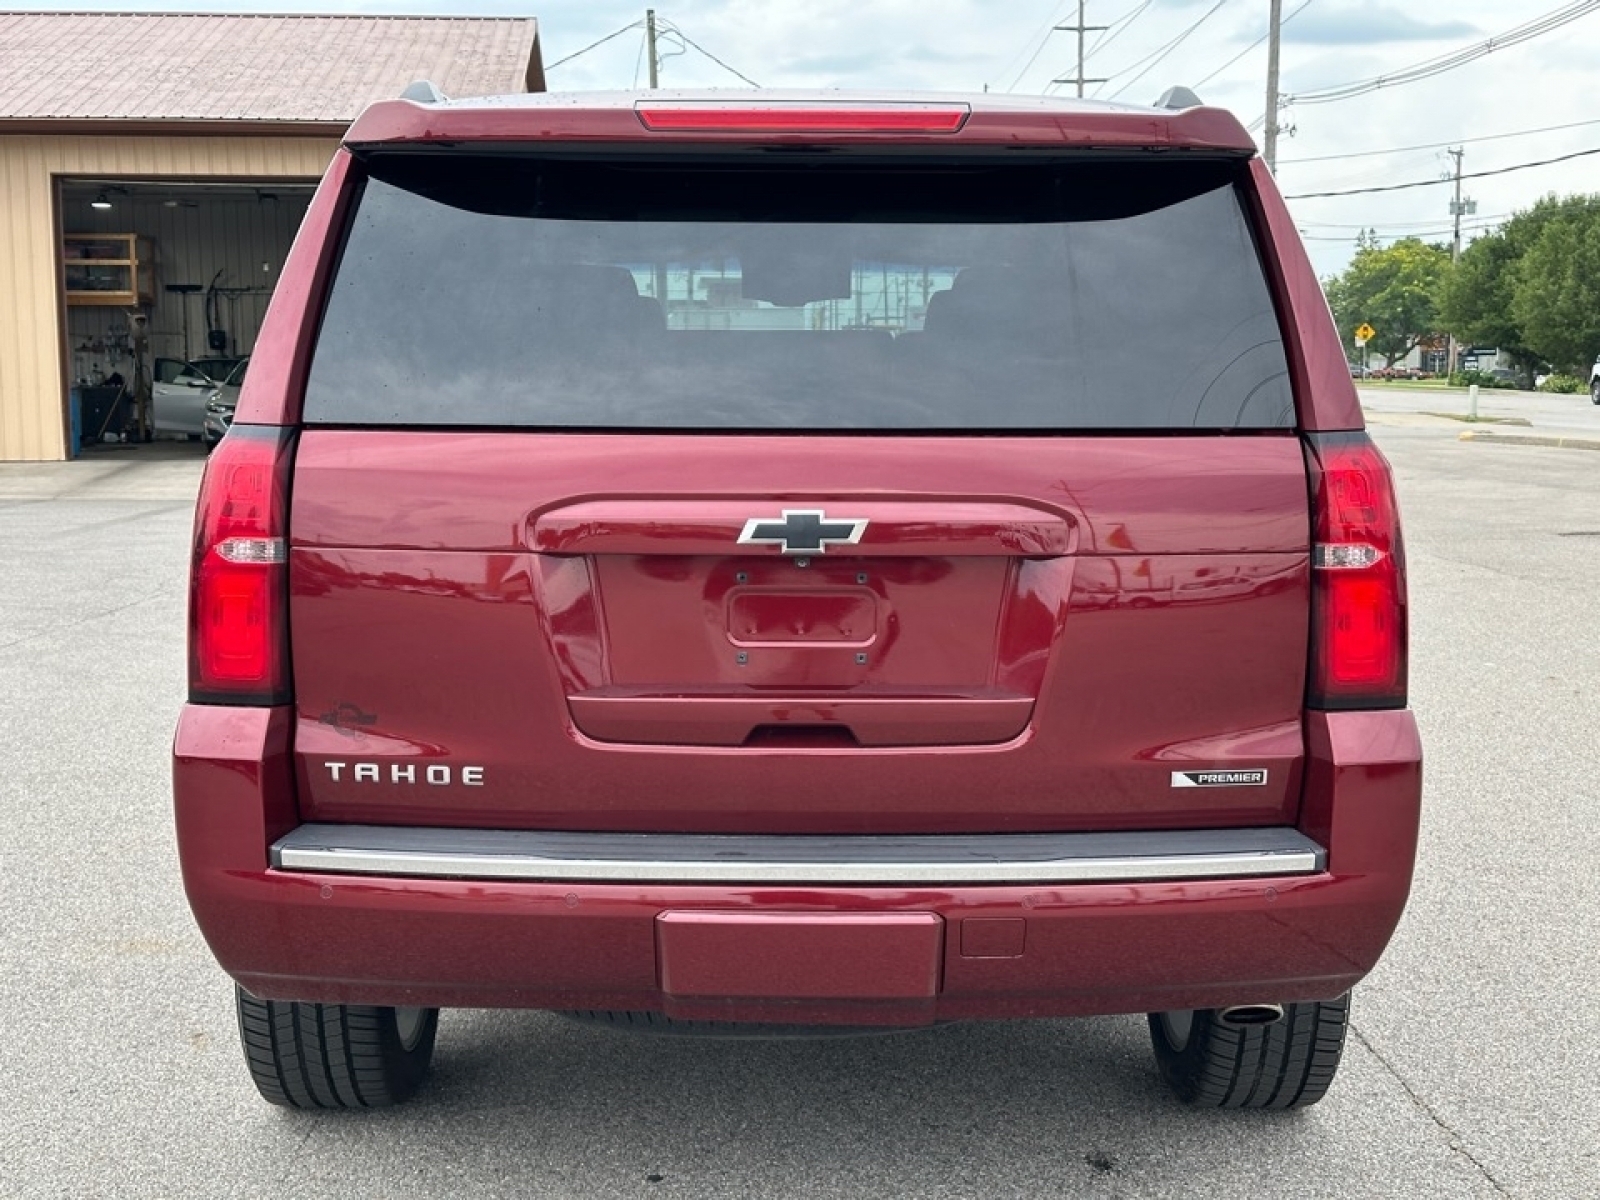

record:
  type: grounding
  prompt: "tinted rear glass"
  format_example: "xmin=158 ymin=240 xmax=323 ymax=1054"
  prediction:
xmin=305 ymin=154 xmax=1292 ymax=430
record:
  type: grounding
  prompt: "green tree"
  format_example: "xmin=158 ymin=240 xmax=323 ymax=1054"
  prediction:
xmin=1508 ymin=202 xmax=1600 ymax=373
xmin=1324 ymin=236 xmax=1450 ymax=367
xmin=1438 ymin=194 xmax=1600 ymax=374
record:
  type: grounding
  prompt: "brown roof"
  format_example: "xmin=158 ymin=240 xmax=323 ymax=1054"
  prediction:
xmin=0 ymin=11 xmax=543 ymax=130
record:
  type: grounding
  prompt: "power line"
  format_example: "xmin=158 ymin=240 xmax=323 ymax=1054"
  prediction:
xmin=997 ymin=0 xmax=1076 ymax=92
xmin=1300 ymin=214 xmax=1511 ymax=230
xmin=1102 ymin=0 xmax=1232 ymax=101
xmin=1091 ymin=3 xmax=1214 ymax=90
xmin=1299 ymin=226 xmax=1501 ymax=242
xmin=1299 ymin=198 xmax=1600 ymax=239
xmin=1286 ymin=0 xmax=1600 ymax=106
xmin=1285 ymin=144 xmax=1600 ymax=200
xmin=1278 ymin=116 xmax=1600 ymax=165
xmin=1300 ymin=219 xmax=1504 ymax=239
xmin=1083 ymin=1 xmax=1154 ymax=66
xmin=546 ymin=20 xmax=644 ymax=72
xmin=659 ymin=21 xmax=761 ymax=87
xmin=1095 ymin=0 xmax=1228 ymax=98
xmin=1192 ymin=0 xmax=1313 ymax=89
xmin=632 ymin=25 xmax=648 ymax=89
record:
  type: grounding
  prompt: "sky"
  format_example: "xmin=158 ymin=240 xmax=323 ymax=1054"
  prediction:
xmin=12 ymin=0 xmax=1600 ymax=280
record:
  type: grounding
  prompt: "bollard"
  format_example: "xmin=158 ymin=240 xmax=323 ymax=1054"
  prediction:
xmin=1469 ymin=383 xmax=1479 ymax=421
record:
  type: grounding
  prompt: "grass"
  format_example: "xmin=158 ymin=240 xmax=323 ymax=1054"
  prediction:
xmin=1419 ymin=412 xmax=1533 ymax=426
xmin=1357 ymin=378 xmax=1532 ymax=394
xmin=1357 ymin=378 xmax=1453 ymax=390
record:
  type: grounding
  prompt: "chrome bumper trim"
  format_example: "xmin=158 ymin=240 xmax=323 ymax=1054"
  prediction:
xmin=272 ymin=825 xmax=1325 ymax=886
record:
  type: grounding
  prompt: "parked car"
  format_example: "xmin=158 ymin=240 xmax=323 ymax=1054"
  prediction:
xmin=1589 ymin=357 xmax=1600 ymax=404
xmin=175 ymin=87 xmax=1420 ymax=1112
xmin=151 ymin=358 xmax=222 ymax=437
xmin=199 ymin=356 xmax=247 ymax=448
xmin=189 ymin=355 xmax=243 ymax=381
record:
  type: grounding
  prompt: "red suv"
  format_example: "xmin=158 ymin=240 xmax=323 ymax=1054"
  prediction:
xmin=174 ymin=87 xmax=1420 ymax=1111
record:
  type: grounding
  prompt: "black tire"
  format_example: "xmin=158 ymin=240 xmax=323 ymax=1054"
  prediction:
xmin=1591 ymin=378 xmax=1600 ymax=405
xmin=235 ymin=986 xmax=438 ymax=1109
xmin=1147 ymin=994 xmax=1349 ymax=1109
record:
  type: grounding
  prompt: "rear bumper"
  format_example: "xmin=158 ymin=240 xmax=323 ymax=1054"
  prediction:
xmin=173 ymin=705 xmax=1421 ymax=1023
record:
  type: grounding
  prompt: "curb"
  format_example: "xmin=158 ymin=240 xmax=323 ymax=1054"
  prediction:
xmin=1420 ymin=413 xmax=1531 ymax=426
xmin=1458 ymin=429 xmax=1600 ymax=452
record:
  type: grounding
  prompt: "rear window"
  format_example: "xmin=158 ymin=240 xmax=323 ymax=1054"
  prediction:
xmin=305 ymin=154 xmax=1292 ymax=430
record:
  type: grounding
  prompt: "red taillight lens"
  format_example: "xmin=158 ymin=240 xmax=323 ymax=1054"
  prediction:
xmin=1305 ymin=432 xmax=1407 ymax=709
xmin=188 ymin=426 xmax=294 ymax=704
xmin=635 ymin=103 xmax=970 ymax=134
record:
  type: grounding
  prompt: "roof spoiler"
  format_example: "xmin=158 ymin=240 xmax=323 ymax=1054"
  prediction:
xmin=400 ymin=79 xmax=447 ymax=104
xmin=1154 ymin=86 xmax=1203 ymax=110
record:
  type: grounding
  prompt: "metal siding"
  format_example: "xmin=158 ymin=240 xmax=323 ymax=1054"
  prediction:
xmin=0 ymin=139 xmax=57 ymax=460
xmin=0 ymin=135 xmax=335 ymax=461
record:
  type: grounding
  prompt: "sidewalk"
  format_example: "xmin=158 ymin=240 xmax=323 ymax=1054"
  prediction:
xmin=1455 ymin=428 xmax=1600 ymax=451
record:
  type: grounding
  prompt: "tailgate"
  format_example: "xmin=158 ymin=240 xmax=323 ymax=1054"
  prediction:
xmin=288 ymin=431 xmax=1309 ymax=834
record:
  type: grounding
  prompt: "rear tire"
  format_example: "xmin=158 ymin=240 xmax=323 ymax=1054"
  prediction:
xmin=1147 ymin=994 xmax=1349 ymax=1109
xmin=235 ymin=986 xmax=438 ymax=1109
xmin=1591 ymin=378 xmax=1600 ymax=405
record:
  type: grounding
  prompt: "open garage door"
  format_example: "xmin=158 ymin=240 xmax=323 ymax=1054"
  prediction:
xmin=58 ymin=178 xmax=316 ymax=454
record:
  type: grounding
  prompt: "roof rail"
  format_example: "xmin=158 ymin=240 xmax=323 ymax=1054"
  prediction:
xmin=1154 ymin=86 xmax=1202 ymax=110
xmin=400 ymin=80 xmax=447 ymax=104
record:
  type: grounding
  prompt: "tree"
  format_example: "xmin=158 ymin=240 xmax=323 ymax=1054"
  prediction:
xmin=1438 ymin=194 xmax=1600 ymax=375
xmin=1324 ymin=237 xmax=1450 ymax=367
xmin=1511 ymin=206 xmax=1600 ymax=373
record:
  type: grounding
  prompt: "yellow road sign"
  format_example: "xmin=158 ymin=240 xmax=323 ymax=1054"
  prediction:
xmin=1355 ymin=322 xmax=1376 ymax=343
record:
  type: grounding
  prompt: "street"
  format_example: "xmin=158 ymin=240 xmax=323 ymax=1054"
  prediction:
xmin=1359 ymin=382 xmax=1600 ymax=441
xmin=1 ymin=418 xmax=1596 ymax=1199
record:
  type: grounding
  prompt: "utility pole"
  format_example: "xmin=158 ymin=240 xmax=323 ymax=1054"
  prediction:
xmin=646 ymin=9 xmax=667 ymax=304
xmin=1051 ymin=2 xmax=1107 ymax=98
xmin=1264 ymin=0 xmax=1283 ymax=170
xmin=1445 ymin=147 xmax=1476 ymax=375
xmin=1448 ymin=147 xmax=1475 ymax=263
xmin=646 ymin=8 xmax=659 ymax=89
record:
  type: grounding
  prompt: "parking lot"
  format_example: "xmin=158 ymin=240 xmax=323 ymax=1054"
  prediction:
xmin=2 ymin=415 xmax=1597 ymax=1199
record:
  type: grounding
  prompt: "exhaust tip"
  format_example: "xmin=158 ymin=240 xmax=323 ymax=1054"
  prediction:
xmin=1218 ymin=1003 xmax=1285 ymax=1027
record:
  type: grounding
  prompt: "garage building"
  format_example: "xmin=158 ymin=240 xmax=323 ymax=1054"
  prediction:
xmin=0 ymin=11 xmax=545 ymax=461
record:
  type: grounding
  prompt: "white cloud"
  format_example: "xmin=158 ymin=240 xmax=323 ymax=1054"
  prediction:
xmin=1284 ymin=3 xmax=1478 ymax=46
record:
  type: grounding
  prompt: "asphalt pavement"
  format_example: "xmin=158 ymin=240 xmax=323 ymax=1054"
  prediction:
xmin=1 ymin=427 xmax=1596 ymax=1199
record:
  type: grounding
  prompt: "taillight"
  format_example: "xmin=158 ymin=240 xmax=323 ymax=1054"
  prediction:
xmin=188 ymin=426 xmax=294 ymax=704
xmin=634 ymin=103 xmax=970 ymax=134
xmin=1304 ymin=432 xmax=1407 ymax=709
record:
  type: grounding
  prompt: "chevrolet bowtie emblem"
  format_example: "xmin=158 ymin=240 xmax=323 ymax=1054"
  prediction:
xmin=737 ymin=509 xmax=869 ymax=555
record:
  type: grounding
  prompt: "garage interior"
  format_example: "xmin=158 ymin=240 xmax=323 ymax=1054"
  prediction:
xmin=59 ymin=178 xmax=316 ymax=449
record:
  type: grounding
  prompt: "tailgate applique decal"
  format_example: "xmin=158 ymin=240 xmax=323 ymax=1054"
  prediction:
xmin=1171 ymin=770 xmax=1269 ymax=788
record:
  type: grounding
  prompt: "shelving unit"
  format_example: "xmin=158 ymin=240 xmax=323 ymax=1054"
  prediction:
xmin=63 ymin=233 xmax=155 ymax=306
